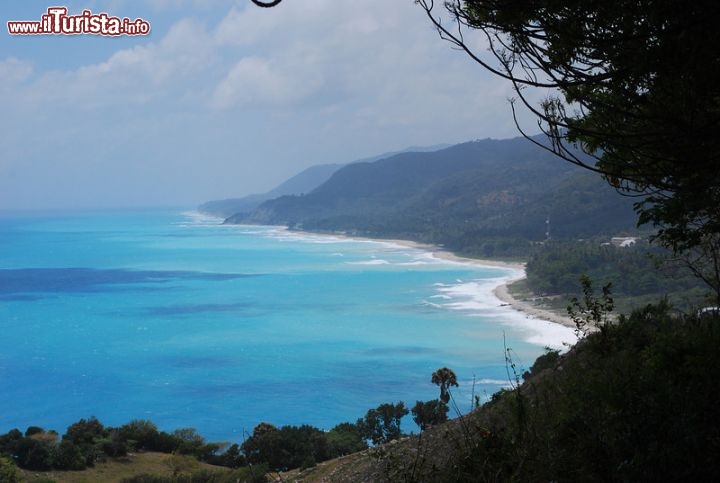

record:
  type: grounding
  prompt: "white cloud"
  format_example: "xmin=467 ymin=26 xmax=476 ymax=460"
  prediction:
xmin=85 ymin=0 xmax=233 ymax=13
xmin=211 ymin=0 xmax=479 ymax=116
xmin=214 ymin=0 xmax=337 ymax=45
xmin=211 ymin=56 xmax=322 ymax=108
xmin=214 ymin=6 xmax=282 ymax=47
xmin=0 ymin=0 xmax=536 ymax=210
xmin=5 ymin=1 xmax=508 ymax=119
xmin=1 ymin=17 xmax=214 ymax=110
xmin=0 ymin=57 xmax=33 ymax=84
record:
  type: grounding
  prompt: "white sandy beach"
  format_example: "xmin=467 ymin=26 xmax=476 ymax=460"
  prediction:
xmin=324 ymin=231 xmax=577 ymax=331
xmin=491 ymin=275 xmax=576 ymax=329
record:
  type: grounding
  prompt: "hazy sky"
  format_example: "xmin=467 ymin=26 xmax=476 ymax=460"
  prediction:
xmin=1 ymin=0 xmax=537 ymax=211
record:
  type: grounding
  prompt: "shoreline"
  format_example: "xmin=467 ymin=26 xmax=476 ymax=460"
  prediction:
xmin=492 ymin=277 xmax=576 ymax=329
xmin=203 ymin=215 xmax=577 ymax=333
xmin=287 ymin=228 xmax=577 ymax=330
xmin=412 ymin=242 xmax=576 ymax=330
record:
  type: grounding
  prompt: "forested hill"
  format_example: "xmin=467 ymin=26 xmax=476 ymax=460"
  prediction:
xmin=200 ymin=144 xmax=451 ymax=218
xmin=225 ymin=136 xmax=640 ymax=256
xmin=199 ymin=163 xmax=344 ymax=218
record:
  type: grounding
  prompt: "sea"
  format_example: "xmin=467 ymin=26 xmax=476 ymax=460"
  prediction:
xmin=0 ymin=209 xmax=575 ymax=442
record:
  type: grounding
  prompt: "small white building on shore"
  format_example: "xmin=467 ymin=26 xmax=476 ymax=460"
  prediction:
xmin=610 ymin=236 xmax=639 ymax=248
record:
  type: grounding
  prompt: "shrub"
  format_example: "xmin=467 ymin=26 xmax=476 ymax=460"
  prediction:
xmin=118 ymin=419 xmax=161 ymax=452
xmin=411 ymin=400 xmax=449 ymax=431
xmin=357 ymin=402 xmax=409 ymax=445
xmin=53 ymin=440 xmax=86 ymax=470
xmin=326 ymin=422 xmax=367 ymax=457
xmin=432 ymin=304 xmax=720 ymax=481
xmin=0 ymin=456 xmax=21 ymax=483
xmin=242 ymin=423 xmax=330 ymax=472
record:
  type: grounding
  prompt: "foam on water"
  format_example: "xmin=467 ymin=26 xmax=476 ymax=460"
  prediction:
xmin=433 ymin=276 xmax=576 ymax=349
xmin=347 ymin=259 xmax=391 ymax=265
xmin=177 ymin=211 xmax=225 ymax=226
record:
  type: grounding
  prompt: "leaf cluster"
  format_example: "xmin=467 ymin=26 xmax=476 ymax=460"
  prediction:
xmin=420 ymin=0 xmax=720 ymax=263
xmin=356 ymin=402 xmax=410 ymax=446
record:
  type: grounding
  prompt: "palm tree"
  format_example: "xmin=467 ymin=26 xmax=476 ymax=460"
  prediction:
xmin=431 ymin=367 xmax=458 ymax=404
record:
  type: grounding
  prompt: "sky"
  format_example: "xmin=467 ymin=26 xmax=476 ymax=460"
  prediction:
xmin=0 ymin=0 xmax=539 ymax=211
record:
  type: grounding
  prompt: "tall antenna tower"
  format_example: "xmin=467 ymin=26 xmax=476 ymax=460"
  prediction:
xmin=545 ymin=216 xmax=551 ymax=241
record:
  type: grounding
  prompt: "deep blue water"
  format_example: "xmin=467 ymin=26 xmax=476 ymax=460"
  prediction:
xmin=0 ymin=210 xmax=574 ymax=442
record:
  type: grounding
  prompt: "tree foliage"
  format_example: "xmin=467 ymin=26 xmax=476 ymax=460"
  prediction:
xmin=418 ymin=0 xmax=720 ymax=295
xmin=357 ymin=402 xmax=409 ymax=445
xmin=119 ymin=419 xmax=161 ymax=452
xmin=326 ymin=422 xmax=368 ymax=456
xmin=431 ymin=367 xmax=459 ymax=404
xmin=411 ymin=399 xmax=449 ymax=431
xmin=54 ymin=439 xmax=87 ymax=471
xmin=241 ymin=423 xmax=330 ymax=471
xmin=0 ymin=418 xmax=237 ymax=472
xmin=567 ymin=275 xmax=614 ymax=337
xmin=525 ymin=239 xmax=710 ymax=309
xmin=0 ymin=416 xmax=369 ymax=477
xmin=0 ymin=456 xmax=21 ymax=483
xmin=467 ymin=305 xmax=720 ymax=481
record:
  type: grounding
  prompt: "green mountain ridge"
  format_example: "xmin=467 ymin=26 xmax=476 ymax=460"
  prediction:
xmin=199 ymin=163 xmax=344 ymax=218
xmin=200 ymin=144 xmax=451 ymax=218
xmin=225 ymin=136 xmax=639 ymax=255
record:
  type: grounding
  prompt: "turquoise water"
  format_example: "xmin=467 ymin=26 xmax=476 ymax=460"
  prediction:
xmin=0 ymin=210 xmax=574 ymax=442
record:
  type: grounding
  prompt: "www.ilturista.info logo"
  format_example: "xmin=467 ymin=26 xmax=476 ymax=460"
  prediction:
xmin=7 ymin=7 xmax=150 ymax=36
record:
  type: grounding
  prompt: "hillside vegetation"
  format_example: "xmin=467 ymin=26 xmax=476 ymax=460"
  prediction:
xmin=218 ymin=136 xmax=713 ymax=305
xmin=199 ymin=163 xmax=344 ymax=218
xmin=524 ymin=240 xmax=711 ymax=311
xmin=282 ymin=304 xmax=720 ymax=482
xmin=7 ymin=302 xmax=718 ymax=482
xmin=227 ymin=137 xmax=639 ymax=257
xmin=200 ymin=143 xmax=451 ymax=218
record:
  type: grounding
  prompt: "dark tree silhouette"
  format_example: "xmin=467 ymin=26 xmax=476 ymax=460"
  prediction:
xmin=431 ymin=367 xmax=459 ymax=404
xmin=357 ymin=402 xmax=409 ymax=445
xmin=417 ymin=0 xmax=720 ymax=301
xmin=411 ymin=399 xmax=449 ymax=431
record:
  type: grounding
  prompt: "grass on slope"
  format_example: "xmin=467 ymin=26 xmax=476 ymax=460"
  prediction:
xmin=19 ymin=452 xmax=230 ymax=483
